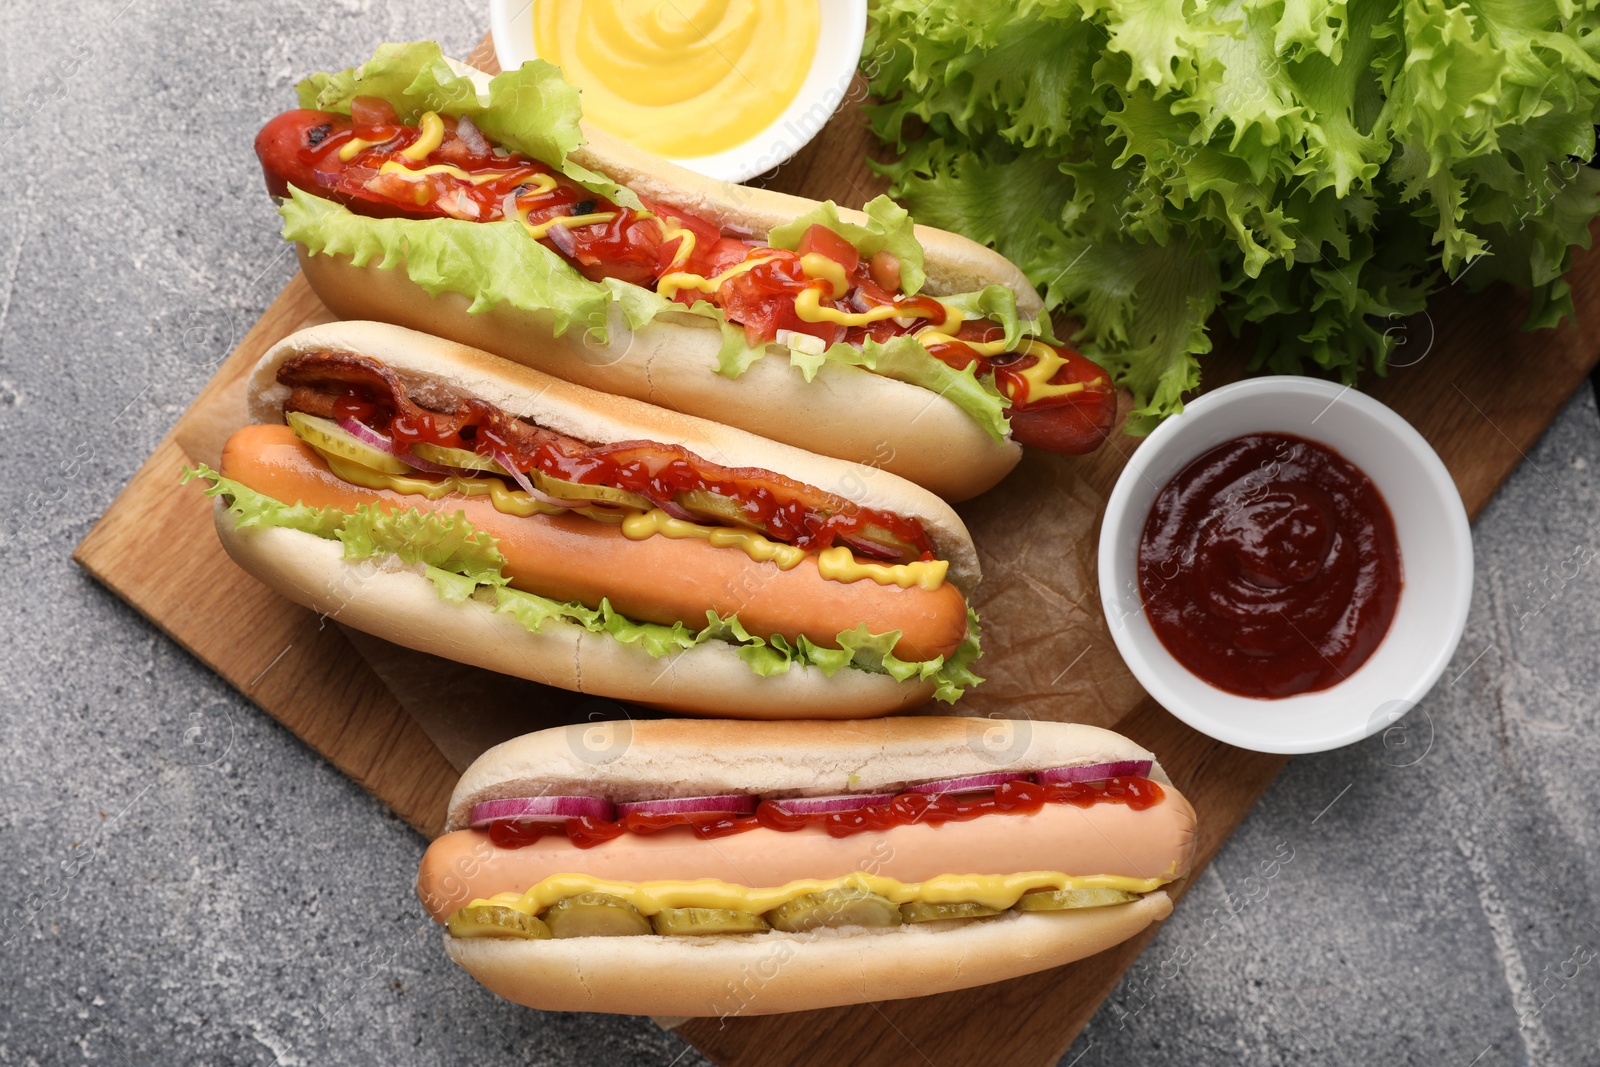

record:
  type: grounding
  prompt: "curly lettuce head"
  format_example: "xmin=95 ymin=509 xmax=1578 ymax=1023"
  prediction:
xmin=865 ymin=0 xmax=1600 ymax=431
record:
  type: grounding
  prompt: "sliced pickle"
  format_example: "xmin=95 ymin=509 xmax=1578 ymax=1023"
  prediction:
xmin=285 ymin=410 xmax=413 ymax=475
xmin=408 ymin=440 xmax=504 ymax=473
xmin=898 ymin=901 xmax=1003 ymax=924
xmin=676 ymin=489 xmax=760 ymax=531
xmin=541 ymin=893 xmax=653 ymax=938
xmin=534 ymin=472 xmax=650 ymax=510
xmin=650 ymin=907 xmax=772 ymax=936
xmin=856 ymin=523 xmax=920 ymax=562
xmin=1012 ymin=887 xmax=1141 ymax=912
xmin=766 ymin=889 xmax=902 ymax=933
xmin=446 ymin=904 xmax=551 ymax=940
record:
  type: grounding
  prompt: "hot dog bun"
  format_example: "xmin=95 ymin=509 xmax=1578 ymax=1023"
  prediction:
xmin=216 ymin=517 xmax=939 ymax=718
xmin=421 ymin=718 xmax=1194 ymax=1016
xmin=213 ymin=321 xmax=981 ymax=718
xmin=446 ymin=896 xmax=1172 ymax=1017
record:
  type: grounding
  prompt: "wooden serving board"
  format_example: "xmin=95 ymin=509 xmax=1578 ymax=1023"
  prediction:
xmin=73 ymin=35 xmax=1600 ymax=1067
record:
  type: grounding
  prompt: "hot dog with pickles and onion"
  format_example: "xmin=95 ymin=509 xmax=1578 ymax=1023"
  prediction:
xmin=417 ymin=717 xmax=1197 ymax=1016
xmin=252 ymin=41 xmax=1117 ymax=502
xmin=187 ymin=321 xmax=983 ymax=718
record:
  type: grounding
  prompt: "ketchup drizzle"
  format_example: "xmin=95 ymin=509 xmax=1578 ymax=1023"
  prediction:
xmin=485 ymin=777 xmax=1164 ymax=851
xmin=280 ymin=355 xmax=936 ymax=561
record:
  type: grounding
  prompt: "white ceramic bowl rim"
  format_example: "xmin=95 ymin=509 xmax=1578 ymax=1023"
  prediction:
xmin=1097 ymin=376 xmax=1474 ymax=755
xmin=489 ymin=0 xmax=868 ymax=184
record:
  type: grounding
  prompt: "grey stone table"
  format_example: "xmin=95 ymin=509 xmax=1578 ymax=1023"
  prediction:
xmin=2 ymin=2 xmax=1597 ymax=1064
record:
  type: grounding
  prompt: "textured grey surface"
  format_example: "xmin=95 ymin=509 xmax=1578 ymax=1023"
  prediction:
xmin=1 ymin=2 xmax=1597 ymax=1065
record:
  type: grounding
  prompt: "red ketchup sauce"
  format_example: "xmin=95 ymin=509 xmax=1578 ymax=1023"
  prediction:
xmin=1136 ymin=432 xmax=1402 ymax=698
xmin=319 ymin=376 xmax=934 ymax=560
xmin=487 ymin=776 xmax=1164 ymax=851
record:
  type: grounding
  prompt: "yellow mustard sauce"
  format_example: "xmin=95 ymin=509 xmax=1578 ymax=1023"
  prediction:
xmin=315 ymin=451 xmax=947 ymax=590
xmin=473 ymin=870 xmax=1172 ymax=917
xmin=533 ymin=0 xmax=820 ymax=158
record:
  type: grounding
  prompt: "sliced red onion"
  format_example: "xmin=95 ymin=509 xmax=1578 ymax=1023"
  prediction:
xmin=768 ymin=792 xmax=897 ymax=815
xmin=1035 ymin=760 xmax=1152 ymax=785
xmin=535 ymin=492 xmax=593 ymax=509
xmin=337 ymin=417 xmax=396 ymax=453
xmin=502 ymin=473 xmax=589 ymax=509
xmin=615 ymin=794 xmax=757 ymax=818
xmin=469 ymin=795 xmax=614 ymax=828
xmin=332 ymin=418 xmax=462 ymax=477
xmin=492 ymin=450 xmax=539 ymax=497
xmin=454 ymin=113 xmax=489 ymax=157
xmin=396 ymin=449 xmax=454 ymax=475
xmin=838 ymin=533 xmax=902 ymax=562
xmin=906 ymin=772 xmax=1032 ymax=796
xmin=656 ymin=498 xmax=697 ymax=522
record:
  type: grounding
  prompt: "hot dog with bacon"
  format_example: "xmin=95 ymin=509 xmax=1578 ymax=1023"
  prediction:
xmin=187 ymin=321 xmax=982 ymax=718
xmin=252 ymin=42 xmax=1117 ymax=502
xmin=417 ymin=717 xmax=1197 ymax=1016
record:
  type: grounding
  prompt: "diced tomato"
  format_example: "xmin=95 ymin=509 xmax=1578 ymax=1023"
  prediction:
xmin=718 ymin=256 xmax=841 ymax=345
xmin=702 ymin=237 xmax=761 ymax=277
xmin=796 ymin=223 xmax=860 ymax=273
xmin=767 ymin=292 xmax=846 ymax=346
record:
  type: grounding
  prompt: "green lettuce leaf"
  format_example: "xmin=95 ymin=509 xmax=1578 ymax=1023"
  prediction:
xmin=933 ymin=609 xmax=986 ymax=704
xmin=939 ymin=283 xmax=1044 ymax=347
xmin=697 ymin=614 xmax=794 ymax=676
xmin=425 ymin=565 xmax=482 ymax=604
xmin=182 ymin=465 xmax=345 ymax=538
xmin=492 ymin=585 xmax=603 ymax=631
xmin=186 ymin=466 xmax=982 ymax=699
xmin=863 ymin=0 xmax=1600 ymax=428
xmin=767 ymin=195 xmax=929 ymax=294
xmin=336 ymin=505 xmax=508 ymax=586
xmin=280 ymin=188 xmax=615 ymax=339
xmin=597 ymin=599 xmax=701 ymax=658
xmin=711 ymin=291 xmax=1018 ymax=445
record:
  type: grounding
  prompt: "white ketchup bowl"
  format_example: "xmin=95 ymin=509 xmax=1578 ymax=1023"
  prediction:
xmin=1098 ymin=377 xmax=1473 ymax=754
